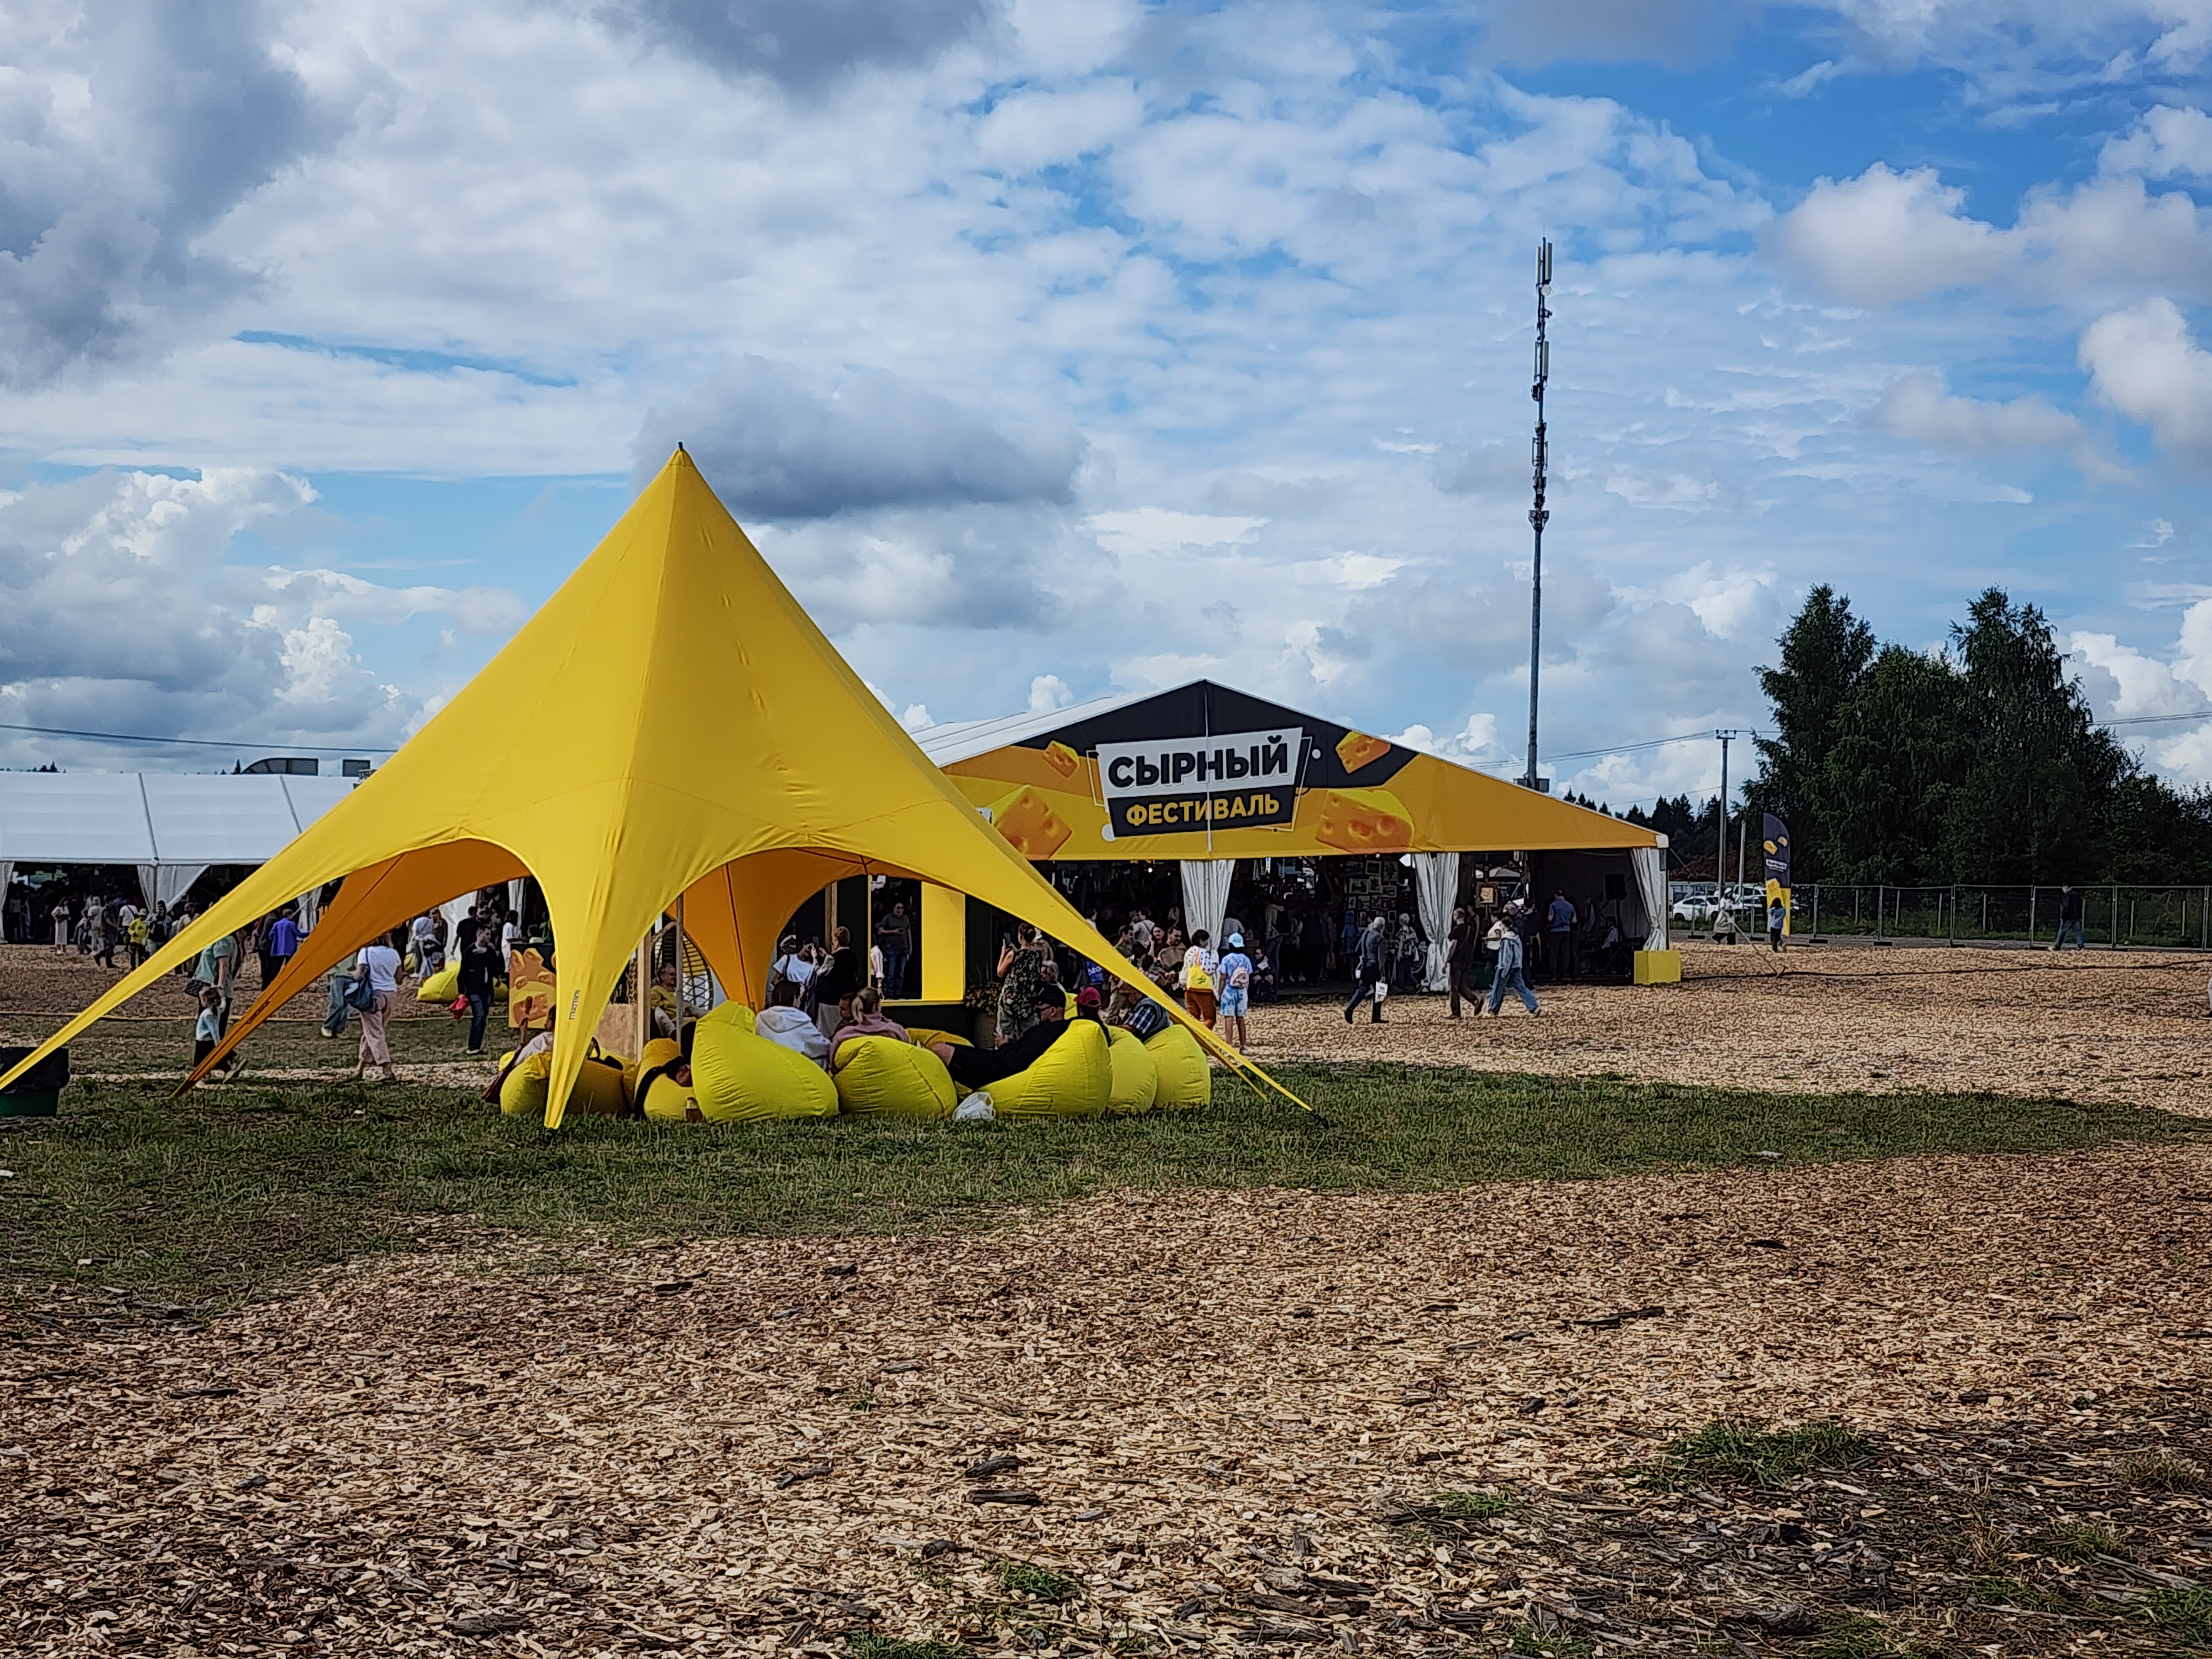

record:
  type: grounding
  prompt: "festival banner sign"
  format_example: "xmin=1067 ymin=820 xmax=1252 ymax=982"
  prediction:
xmin=1094 ymin=727 xmax=1303 ymax=837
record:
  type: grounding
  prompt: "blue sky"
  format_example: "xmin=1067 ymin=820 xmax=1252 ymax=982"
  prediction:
xmin=0 ymin=0 xmax=2206 ymax=809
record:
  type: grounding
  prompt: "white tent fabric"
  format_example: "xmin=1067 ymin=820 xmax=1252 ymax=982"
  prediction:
xmin=0 ymin=862 xmax=11 ymax=906
xmin=1178 ymin=858 xmax=1235 ymax=953
xmin=1631 ymin=846 xmax=1668 ymax=952
xmin=135 ymin=864 xmax=208 ymax=911
xmin=1413 ymin=852 xmax=1459 ymax=990
xmin=0 ymin=772 xmax=358 ymax=869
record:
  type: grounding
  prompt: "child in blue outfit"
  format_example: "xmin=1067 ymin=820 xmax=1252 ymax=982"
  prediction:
xmin=1217 ymin=932 xmax=1256 ymax=1053
xmin=192 ymin=985 xmax=238 ymax=1076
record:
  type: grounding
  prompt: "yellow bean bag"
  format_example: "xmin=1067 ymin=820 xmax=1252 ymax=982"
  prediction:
xmin=986 ymin=1018 xmax=1110 ymax=1119
xmin=1145 ymin=1020 xmax=1212 ymax=1111
xmin=638 ymin=1065 xmax=700 ymax=1122
xmin=833 ymin=1035 xmax=956 ymax=1120
xmin=697 ymin=1000 xmax=755 ymax=1037
xmin=902 ymin=1026 xmax=971 ymax=1050
xmin=623 ymin=1037 xmax=681 ymax=1106
xmin=417 ymin=961 xmax=461 ymax=1003
xmin=497 ymin=1047 xmax=629 ymax=1118
xmin=1105 ymin=1024 xmax=1159 ymax=1115
xmin=692 ymin=1019 xmax=836 ymax=1123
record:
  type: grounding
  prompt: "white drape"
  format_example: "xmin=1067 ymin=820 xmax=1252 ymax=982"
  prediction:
xmin=136 ymin=863 xmax=207 ymax=912
xmin=1631 ymin=846 xmax=1668 ymax=952
xmin=1413 ymin=852 xmax=1459 ymax=990
xmin=1178 ymin=859 xmax=1236 ymax=950
xmin=0 ymin=863 xmax=11 ymax=937
xmin=440 ymin=893 xmax=478 ymax=940
xmin=508 ymin=878 xmax=526 ymax=921
xmin=296 ymin=888 xmax=321 ymax=934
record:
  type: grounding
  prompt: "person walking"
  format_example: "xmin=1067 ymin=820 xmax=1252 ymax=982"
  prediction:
xmin=1766 ymin=894 xmax=1787 ymax=953
xmin=1446 ymin=905 xmax=1481 ymax=1018
xmin=350 ymin=927 xmax=405 ymax=1083
xmin=1484 ymin=919 xmax=1540 ymax=1017
xmin=86 ymin=894 xmax=114 ymax=967
xmin=411 ymin=911 xmax=442 ymax=974
xmin=1545 ymin=889 xmax=1576 ymax=980
xmin=457 ymin=920 xmax=498 ymax=1053
xmin=125 ymin=906 xmax=150 ymax=968
xmin=1343 ymin=915 xmax=1390 ymax=1023
xmin=875 ymin=900 xmax=913 ymax=1000
xmin=995 ymin=924 xmax=1048 ymax=1046
xmin=192 ymin=926 xmax=242 ymax=1036
xmin=2053 ymin=885 xmax=2085 ymax=950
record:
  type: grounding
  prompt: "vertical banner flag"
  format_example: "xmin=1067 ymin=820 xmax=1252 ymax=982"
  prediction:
xmin=1761 ymin=813 xmax=1792 ymax=934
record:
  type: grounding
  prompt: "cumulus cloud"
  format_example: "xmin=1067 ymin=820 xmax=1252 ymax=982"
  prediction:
xmin=0 ymin=0 xmax=340 ymax=386
xmin=0 ymin=468 xmax=509 ymax=764
xmin=1390 ymin=711 xmax=1502 ymax=765
xmin=1869 ymin=369 xmax=2119 ymax=478
xmin=1027 ymin=672 xmax=1073 ymax=713
xmin=2079 ymin=298 xmax=2212 ymax=462
xmin=1770 ymin=165 xmax=2010 ymax=305
xmin=1773 ymin=160 xmax=2212 ymax=307
xmin=609 ymin=0 xmax=997 ymax=93
xmin=637 ymin=358 xmax=1083 ymax=521
xmin=2099 ymin=105 xmax=2212 ymax=178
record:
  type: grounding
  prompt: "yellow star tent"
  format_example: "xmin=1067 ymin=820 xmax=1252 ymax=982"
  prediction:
xmin=1 ymin=450 xmax=1297 ymax=1125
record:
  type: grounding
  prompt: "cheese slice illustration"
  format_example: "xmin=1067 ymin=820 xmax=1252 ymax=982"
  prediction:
xmin=1335 ymin=729 xmax=1391 ymax=773
xmin=987 ymin=785 xmax=1074 ymax=858
xmin=1311 ymin=787 xmax=1413 ymax=853
xmin=1042 ymin=740 xmax=1082 ymax=778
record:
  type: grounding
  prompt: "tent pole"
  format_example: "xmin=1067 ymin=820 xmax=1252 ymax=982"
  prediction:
xmin=674 ymin=895 xmax=688 ymax=1020
xmin=633 ymin=930 xmax=651 ymax=1059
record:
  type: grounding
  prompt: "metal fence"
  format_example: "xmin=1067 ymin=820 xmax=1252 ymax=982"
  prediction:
xmin=1692 ymin=884 xmax=2212 ymax=949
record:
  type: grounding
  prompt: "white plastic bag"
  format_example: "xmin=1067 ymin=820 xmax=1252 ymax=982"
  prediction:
xmin=953 ymin=1093 xmax=996 ymax=1123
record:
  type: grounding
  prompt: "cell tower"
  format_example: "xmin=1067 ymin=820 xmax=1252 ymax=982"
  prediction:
xmin=1524 ymin=238 xmax=1552 ymax=791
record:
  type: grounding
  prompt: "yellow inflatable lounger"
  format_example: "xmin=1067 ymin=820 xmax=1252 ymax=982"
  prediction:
xmin=987 ymin=1018 xmax=1110 ymax=1119
xmin=1145 ymin=1021 xmax=1211 ymax=1110
xmin=902 ymin=1026 xmax=970 ymax=1050
xmin=499 ymin=1047 xmax=629 ymax=1118
xmin=1104 ymin=1024 xmax=1159 ymax=1115
xmin=623 ymin=1036 xmax=682 ymax=1106
xmin=416 ymin=961 xmax=460 ymax=1003
xmin=834 ymin=1035 xmax=956 ymax=1120
xmin=691 ymin=1016 xmax=836 ymax=1123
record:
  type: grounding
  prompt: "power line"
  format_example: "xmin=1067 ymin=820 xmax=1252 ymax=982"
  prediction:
xmin=0 ymin=719 xmax=398 ymax=755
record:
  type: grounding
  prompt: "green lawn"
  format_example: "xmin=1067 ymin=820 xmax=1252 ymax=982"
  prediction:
xmin=2 ymin=1060 xmax=2198 ymax=1310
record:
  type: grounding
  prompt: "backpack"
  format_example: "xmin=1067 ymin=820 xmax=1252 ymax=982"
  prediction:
xmin=1228 ymin=958 xmax=1251 ymax=989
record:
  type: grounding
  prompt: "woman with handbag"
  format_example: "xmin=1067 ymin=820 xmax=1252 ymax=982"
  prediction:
xmin=349 ymin=927 xmax=405 ymax=1083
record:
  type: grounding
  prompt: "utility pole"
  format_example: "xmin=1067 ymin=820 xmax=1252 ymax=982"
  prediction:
xmin=1523 ymin=238 xmax=1552 ymax=791
xmin=1712 ymin=728 xmax=1754 ymax=937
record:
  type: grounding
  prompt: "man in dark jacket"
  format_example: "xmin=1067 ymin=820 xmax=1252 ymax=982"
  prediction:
xmin=2053 ymin=885 xmax=2086 ymax=951
xmin=1342 ymin=915 xmax=1389 ymax=1024
xmin=932 ymin=987 xmax=1079 ymax=1091
xmin=1446 ymin=905 xmax=1482 ymax=1018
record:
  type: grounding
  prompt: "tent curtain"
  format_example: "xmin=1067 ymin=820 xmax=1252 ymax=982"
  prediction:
xmin=1178 ymin=859 xmax=1235 ymax=950
xmin=1631 ymin=846 xmax=1668 ymax=952
xmin=1413 ymin=852 xmax=1459 ymax=990
xmin=136 ymin=864 xmax=207 ymax=912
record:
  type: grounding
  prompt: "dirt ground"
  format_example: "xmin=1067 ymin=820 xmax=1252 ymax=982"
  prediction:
xmin=6 ymin=1145 xmax=2209 ymax=1657
xmin=1251 ymin=942 xmax=2212 ymax=1117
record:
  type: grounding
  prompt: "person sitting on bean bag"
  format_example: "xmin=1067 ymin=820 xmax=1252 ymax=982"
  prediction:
xmin=755 ymin=979 xmax=831 ymax=1068
xmin=828 ymin=985 xmax=910 ymax=1069
xmin=928 ymin=985 xmax=1079 ymax=1091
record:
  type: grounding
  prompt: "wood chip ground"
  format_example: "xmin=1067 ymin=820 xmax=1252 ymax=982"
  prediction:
xmin=1251 ymin=943 xmax=2212 ymax=1118
xmin=6 ymin=1145 xmax=2208 ymax=1657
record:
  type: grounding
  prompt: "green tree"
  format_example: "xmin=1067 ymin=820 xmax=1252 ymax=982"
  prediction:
xmin=1815 ymin=644 xmax=1968 ymax=884
xmin=1939 ymin=589 xmax=2127 ymax=884
xmin=1752 ymin=586 xmax=1875 ymax=880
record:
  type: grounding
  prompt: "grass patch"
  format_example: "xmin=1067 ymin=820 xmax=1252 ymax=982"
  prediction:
xmin=2143 ymin=1588 xmax=2212 ymax=1645
xmin=846 ymin=1636 xmax=968 ymax=1659
xmin=1 ymin=1052 xmax=2199 ymax=1306
xmin=1808 ymin=1615 xmax=1940 ymax=1659
xmin=2038 ymin=1521 xmax=2125 ymax=1562
xmin=1635 ymin=1420 xmax=1875 ymax=1491
xmin=1437 ymin=1489 xmax=1520 ymax=1521
xmin=993 ymin=1561 xmax=1082 ymax=1602
xmin=1970 ymin=1577 xmax=2071 ymax=1613
xmin=2117 ymin=1451 xmax=2203 ymax=1492
xmin=1504 ymin=1623 xmax=1596 ymax=1658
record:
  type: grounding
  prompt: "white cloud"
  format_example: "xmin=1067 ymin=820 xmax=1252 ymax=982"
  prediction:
xmin=900 ymin=703 xmax=936 ymax=732
xmin=1084 ymin=509 xmax=1266 ymax=557
xmin=2067 ymin=628 xmax=2206 ymax=718
xmin=1771 ymin=165 xmax=2010 ymax=306
xmin=1868 ymin=369 xmax=2120 ymax=478
xmin=2100 ymin=105 xmax=2212 ymax=178
xmin=1027 ymin=672 xmax=1073 ymax=713
xmin=2079 ymin=297 xmax=2212 ymax=462
xmin=1390 ymin=712 xmax=1501 ymax=765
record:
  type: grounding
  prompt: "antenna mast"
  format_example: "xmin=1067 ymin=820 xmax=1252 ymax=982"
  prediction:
xmin=1524 ymin=239 xmax=1552 ymax=791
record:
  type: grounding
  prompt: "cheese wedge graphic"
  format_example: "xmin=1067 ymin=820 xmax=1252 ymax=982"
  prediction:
xmin=1042 ymin=740 xmax=1082 ymax=778
xmin=1335 ymin=729 xmax=1391 ymax=773
xmin=1311 ymin=786 xmax=1413 ymax=853
xmin=986 ymin=785 xmax=1074 ymax=858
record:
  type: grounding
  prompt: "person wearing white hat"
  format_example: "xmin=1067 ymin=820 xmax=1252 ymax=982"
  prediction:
xmin=1484 ymin=917 xmax=1539 ymax=1018
xmin=1217 ymin=931 xmax=1255 ymax=1053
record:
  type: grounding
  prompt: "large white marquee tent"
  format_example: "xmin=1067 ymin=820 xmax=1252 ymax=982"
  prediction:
xmin=0 ymin=771 xmax=356 ymax=911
